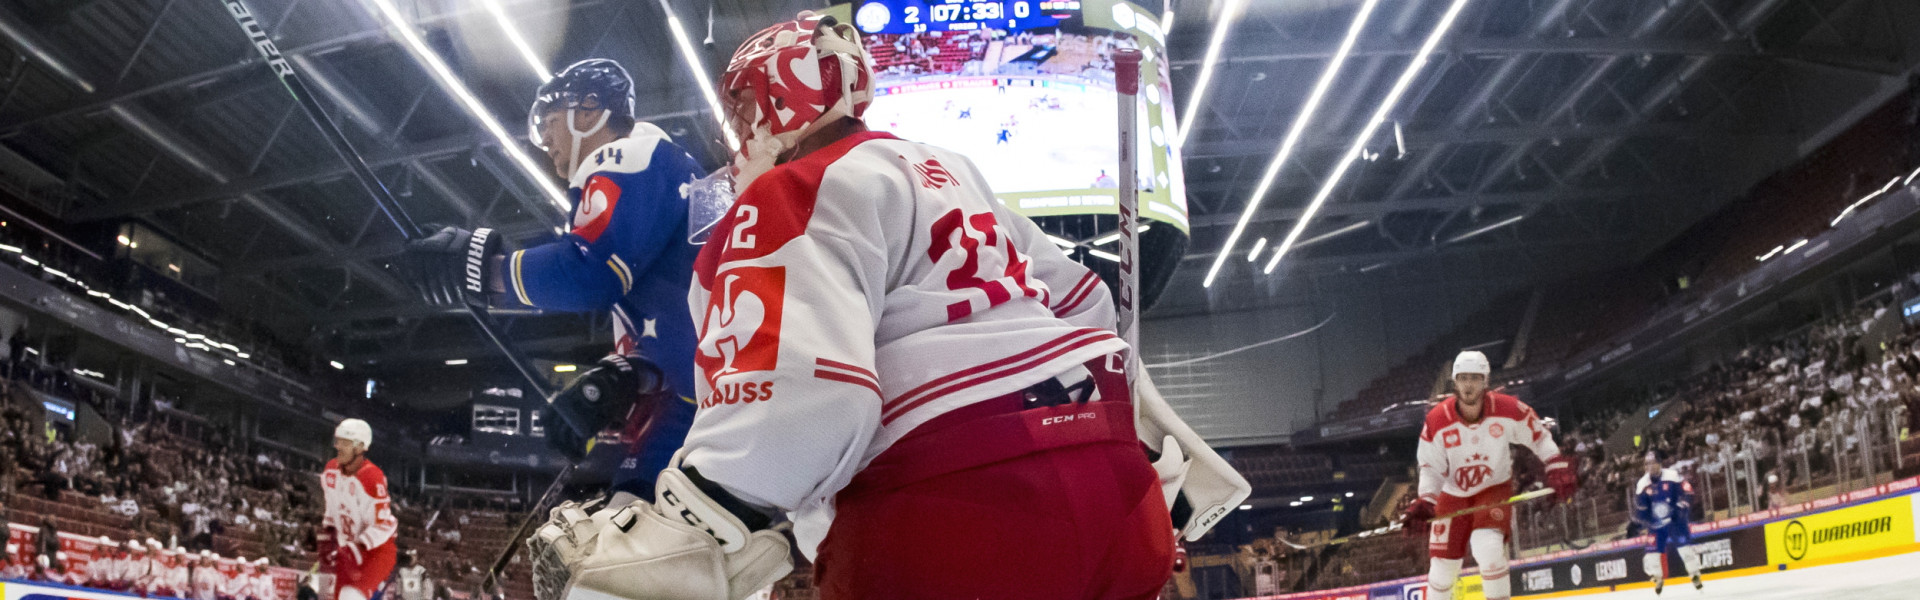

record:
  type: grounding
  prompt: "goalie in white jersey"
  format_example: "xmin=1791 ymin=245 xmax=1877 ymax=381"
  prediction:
xmin=1404 ymin=351 xmax=1580 ymax=600
xmin=527 ymin=10 xmax=1246 ymax=600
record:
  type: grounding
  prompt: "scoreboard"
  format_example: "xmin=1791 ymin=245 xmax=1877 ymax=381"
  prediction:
xmin=854 ymin=0 xmax=1084 ymax=34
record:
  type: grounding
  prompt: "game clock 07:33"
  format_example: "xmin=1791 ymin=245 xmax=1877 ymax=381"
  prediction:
xmin=854 ymin=0 xmax=1079 ymax=34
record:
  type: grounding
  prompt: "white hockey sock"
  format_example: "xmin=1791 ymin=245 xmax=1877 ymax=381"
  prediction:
xmin=1677 ymin=545 xmax=1703 ymax=577
xmin=1471 ymin=529 xmax=1511 ymax=600
xmin=1642 ymin=552 xmax=1665 ymax=580
xmin=1427 ymin=557 xmax=1462 ymax=600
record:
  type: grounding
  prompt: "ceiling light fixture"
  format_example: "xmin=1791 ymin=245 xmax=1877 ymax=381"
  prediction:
xmin=1443 ymin=214 xmax=1526 ymax=244
xmin=445 ymin=358 xmax=469 ymax=366
xmin=478 ymin=0 xmax=550 ymax=82
xmin=1086 ymin=248 xmax=1123 ymax=262
xmin=1291 ymin=219 xmax=1371 ymax=250
xmin=1755 ymin=245 xmax=1784 ymax=261
xmin=1263 ymin=0 xmax=1475 ymax=276
xmin=1201 ymin=0 xmax=1382 ymax=287
xmin=657 ymin=0 xmax=737 ymax=149
xmin=1172 ymin=0 xmax=1247 ymax=148
xmin=1246 ymin=237 xmax=1267 ymax=262
xmin=363 ymin=0 xmax=569 ymax=216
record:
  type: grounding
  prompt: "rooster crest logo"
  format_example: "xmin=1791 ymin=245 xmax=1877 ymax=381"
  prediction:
xmin=701 ymin=273 xmax=765 ymax=379
xmin=697 ymin=267 xmax=784 ymax=388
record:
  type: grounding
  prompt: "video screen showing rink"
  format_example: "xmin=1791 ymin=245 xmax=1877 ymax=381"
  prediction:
xmin=867 ymin=77 xmax=1123 ymax=194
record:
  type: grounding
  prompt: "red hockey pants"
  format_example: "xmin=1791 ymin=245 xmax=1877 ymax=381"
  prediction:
xmin=814 ymin=355 xmax=1174 ymax=600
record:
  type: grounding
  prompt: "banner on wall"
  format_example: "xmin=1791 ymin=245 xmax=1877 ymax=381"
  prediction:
xmin=1763 ymin=493 xmax=1918 ymax=566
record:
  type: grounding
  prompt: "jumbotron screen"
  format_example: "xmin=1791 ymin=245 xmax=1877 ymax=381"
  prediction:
xmin=843 ymin=0 xmax=1190 ymax=235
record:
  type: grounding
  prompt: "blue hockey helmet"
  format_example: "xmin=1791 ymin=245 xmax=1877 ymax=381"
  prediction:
xmin=528 ymin=59 xmax=636 ymax=175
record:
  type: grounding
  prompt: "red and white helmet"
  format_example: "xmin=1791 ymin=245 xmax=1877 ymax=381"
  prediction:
xmin=720 ymin=11 xmax=874 ymax=189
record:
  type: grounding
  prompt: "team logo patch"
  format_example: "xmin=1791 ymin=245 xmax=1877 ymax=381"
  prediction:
xmin=1490 ymin=423 xmax=1505 ymax=438
xmin=1442 ymin=430 xmax=1462 ymax=448
xmin=1453 ymin=464 xmax=1494 ymax=490
xmin=697 ymin=266 xmax=785 ymax=393
xmin=572 ymin=174 xmax=621 ymax=243
xmin=910 ymin=156 xmax=958 ymax=189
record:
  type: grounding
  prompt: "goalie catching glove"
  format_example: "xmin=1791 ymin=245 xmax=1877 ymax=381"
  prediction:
xmin=398 ymin=225 xmax=499 ymax=309
xmin=539 ymin=355 xmax=670 ymax=462
xmin=530 ymin=460 xmax=791 ymax=600
xmin=1135 ymin=369 xmax=1252 ymax=541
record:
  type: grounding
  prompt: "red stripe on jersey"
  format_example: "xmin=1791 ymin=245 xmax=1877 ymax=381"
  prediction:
xmin=881 ymin=329 xmax=1116 ymax=425
xmin=816 ymin=358 xmax=877 ymax=381
xmin=815 ymin=369 xmax=883 ymax=399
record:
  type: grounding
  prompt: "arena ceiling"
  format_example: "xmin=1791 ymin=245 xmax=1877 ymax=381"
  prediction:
xmin=0 ymin=0 xmax=1915 ymax=375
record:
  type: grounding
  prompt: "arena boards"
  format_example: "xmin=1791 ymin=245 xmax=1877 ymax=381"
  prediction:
xmin=1236 ymin=476 xmax=1920 ymax=600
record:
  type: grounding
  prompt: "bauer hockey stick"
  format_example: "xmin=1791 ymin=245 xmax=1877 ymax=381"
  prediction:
xmin=216 ymin=1 xmax=574 ymax=592
xmin=215 ymin=0 xmax=552 ymax=400
xmin=1284 ymin=488 xmax=1557 ymax=551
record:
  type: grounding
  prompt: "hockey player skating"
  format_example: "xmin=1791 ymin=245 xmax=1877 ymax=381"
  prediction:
xmin=1404 ymin=351 xmax=1580 ymax=600
xmin=403 ymin=58 xmax=707 ymax=505
xmin=1634 ymin=451 xmax=1704 ymax=594
xmin=318 ymin=419 xmax=398 ymax=600
xmin=527 ymin=12 xmax=1242 ymax=600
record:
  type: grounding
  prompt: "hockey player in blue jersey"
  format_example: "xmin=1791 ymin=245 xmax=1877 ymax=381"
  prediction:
xmin=402 ymin=59 xmax=705 ymax=504
xmin=1633 ymin=451 xmax=1704 ymax=594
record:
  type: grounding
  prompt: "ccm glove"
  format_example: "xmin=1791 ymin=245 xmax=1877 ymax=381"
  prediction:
xmin=541 ymin=355 xmax=669 ymax=462
xmin=401 ymin=225 xmax=500 ymax=308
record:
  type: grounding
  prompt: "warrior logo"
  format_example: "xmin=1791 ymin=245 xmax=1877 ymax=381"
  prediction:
xmin=1454 ymin=464 xmax=1494 ymax=490
xmin=696 ymin=267 xmax=785 ymax=391
xmin=1442 ymin=430 xmax=1462 ymax=448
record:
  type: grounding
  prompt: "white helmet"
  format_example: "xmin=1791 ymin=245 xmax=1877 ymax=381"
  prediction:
xmin=1452 ymin=351 xmax=1491 ymax=377
xmin=335 ymin=418 xmax=373 ymax=450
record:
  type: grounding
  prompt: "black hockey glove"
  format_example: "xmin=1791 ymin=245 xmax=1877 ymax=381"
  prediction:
xmin=400 ymin=225 xmax=500 ymax=309
xmin=540 ymin=355 xmax=670 ymax=462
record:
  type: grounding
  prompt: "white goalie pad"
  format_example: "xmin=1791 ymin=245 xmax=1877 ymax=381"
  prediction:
xmin=1134 ymin=369 xmax=1252 ymax=541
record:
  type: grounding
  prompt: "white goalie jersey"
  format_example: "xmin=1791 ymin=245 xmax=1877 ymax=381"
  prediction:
xmin=683 ymin=131 xmax=1124 ymax=556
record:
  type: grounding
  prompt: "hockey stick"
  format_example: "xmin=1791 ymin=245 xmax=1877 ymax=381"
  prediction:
xmin=1283 ymin=488 xmax=1556 ymax=551
xmin=480 ymin=464 xmax=575 ymax=595
xmin=216 ymin=1 xmax=575 ymax=593
xmin=215 ymin=0 xmax=551 ymax=400
xmin=1112 ymin=48 xmax=1144 ymax=371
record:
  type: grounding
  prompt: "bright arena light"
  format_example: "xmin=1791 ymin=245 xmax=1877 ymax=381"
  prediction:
xmin=363 ymin=0 xmax=569 ymax=217
xmin=1265 ymin=0 xmax=1476 ymax=276
xmin=1174 ymin=0 xmax=1246 ymax=148
xmin=478 ymin=0 xmax=551 ymax=83
xmin=657 ymin=0 xmax=737 ymax=149
xmin=1200 ymin=0 xmax=1383 ymax=287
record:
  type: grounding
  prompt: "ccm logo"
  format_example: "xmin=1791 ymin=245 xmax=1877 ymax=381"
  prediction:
xmin=1041 ymin=412 xmax=1097 ymax=426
